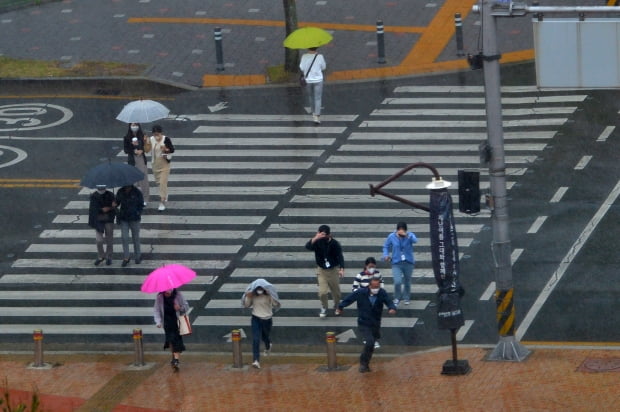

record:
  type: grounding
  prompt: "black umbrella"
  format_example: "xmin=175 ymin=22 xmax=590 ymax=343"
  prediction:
xmin=80 ymin=161 xmax=145 ymax=189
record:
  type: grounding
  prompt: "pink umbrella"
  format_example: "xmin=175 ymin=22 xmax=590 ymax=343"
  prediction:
xmin=141 ymin=264 xmax=197 ymax=293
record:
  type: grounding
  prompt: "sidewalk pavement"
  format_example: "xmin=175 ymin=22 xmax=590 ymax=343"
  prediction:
xmin=2 ymin=345 xmax=620 ymax=411
xmin=0 ymin=0 xmax=520 ymax=89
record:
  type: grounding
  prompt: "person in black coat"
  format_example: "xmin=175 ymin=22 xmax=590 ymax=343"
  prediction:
xmin=88 ymin=185 xmax=116 ymax=266
xmin=123 ymin=123 xmax=151 ymax=205
xmin=115 ymin=184 xmax=144 ymax=266
xmin=336 ymin=276 xmax=396 ymax=373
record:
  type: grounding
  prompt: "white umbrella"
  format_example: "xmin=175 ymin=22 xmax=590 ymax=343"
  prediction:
xmin=116 ymin=99 xmax=170 ymax=123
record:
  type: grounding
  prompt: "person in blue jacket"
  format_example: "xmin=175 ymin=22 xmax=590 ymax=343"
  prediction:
xmin=335 ymin=276 xmax=396 ymax=373
xmin=382 ymin=221 xmax=418 ymax=306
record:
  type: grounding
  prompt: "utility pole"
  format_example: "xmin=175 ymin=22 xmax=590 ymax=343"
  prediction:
xmin=478 ymin=0 xmax=529 ymax=361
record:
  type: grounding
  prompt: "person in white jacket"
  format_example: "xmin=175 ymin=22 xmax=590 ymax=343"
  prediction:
xmin=242 ymin=279 xmax=280 ymax=369
xmin=299 ymin=47 xmax=326 ymax=124
xmin=153 ymin=288 xmax=189 ymax=371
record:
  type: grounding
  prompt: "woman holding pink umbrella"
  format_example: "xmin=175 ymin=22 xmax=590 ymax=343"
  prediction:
xmin=143 ymin=264 xmax=195 ymax=372
xmin=153 ymin=288 xmax=189 ymax=371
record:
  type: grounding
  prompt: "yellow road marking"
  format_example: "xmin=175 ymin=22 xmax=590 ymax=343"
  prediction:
xmin=128 ymin=17 xmax=425 ymax=33
xmin=0 ymin=178 xmax=80 ymax=188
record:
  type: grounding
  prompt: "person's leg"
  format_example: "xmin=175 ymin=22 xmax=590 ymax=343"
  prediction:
xmin=135 ymin=159 xmax=149 ymax=203
xmin=95 ymin=230 xmax=104 ymax=261
xmin=313 ymin=81 xmax=323 ymax=116
xmin=402 ymin=262 xmax=414 ymax=302
xmin=305 ymin=83 xmax=314 ymax=111
xmin=251 ymin=315 xmax=261 ymax=362
xmin=391 ymin=264 xmax=404 ymax=302
xmin=130 ymin=220 xmax=141 ymax=261
xmin=358 ymin=325 xmax=374 ymax=371
xmin=159 ymin=167 xmax=170 ymax=203
xmin=326 ymin=268 xmax=341 ymax=311
xmin=104 ymin=223 xmax=114 ymax=260
xmin=120 ymin=220 xmax=130 ymax=260
xmin=317 ymin=268 xmax=329 ymax=311
xmin=261 ymin=318 xmax=272 ymax=351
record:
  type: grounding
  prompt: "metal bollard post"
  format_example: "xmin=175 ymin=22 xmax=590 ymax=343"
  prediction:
xmin=133 ymin=328 xmax=145 ymax=367
xmin=376 ymin=20 xmax=386 ymax=64
xmin=33 ymin=329 xmax=44 ymax=367
xmin=454 ymin=13 xmax=465 ymax=57
xmin=325 ymin=331 xmax=338 ymax=370
xmin=231 ymin=329 xmax=243 ymax=368
xmin=214 ymin=27 xmax=225 ymax=72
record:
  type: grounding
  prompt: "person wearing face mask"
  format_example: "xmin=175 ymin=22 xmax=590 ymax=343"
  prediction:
xmin=352 ymin=257 xmax=385 ymax=292
xmin=335 ymin=276 xmax=396 ymax=373
xmin=146 ymin=124 xmax=175 ymax=211
xmin=87 ymin=184 xmax=116 ymax=266
xmin=123 ymin=123 xmax=151 ymax=206
xmin=242 ymin=279 xmax=281 ymax=369
xmin=382 ymin=221 xmax=418 ymax=306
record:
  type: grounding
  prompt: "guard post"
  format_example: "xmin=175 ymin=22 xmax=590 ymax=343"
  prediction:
xmin=326 ymin=331 xmax=338 ymax=370
xmin=454 ymin=13 xmax=465 ymax=56
xmin=32 ymin=329 xmax=44 ymax=367
xmin=214 ymin=27 xmax=225 ymax=72
xmin=133 ymin=328 xmax=145 ymax=367
xmin=231 ymin=329 xmax=243 ymax=368
xmin=376 ymin=20 xmax=386 ymax=64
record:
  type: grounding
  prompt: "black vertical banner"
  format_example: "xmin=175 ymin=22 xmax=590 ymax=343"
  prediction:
xmin=429 ymin=189 xmax=464 ymax=329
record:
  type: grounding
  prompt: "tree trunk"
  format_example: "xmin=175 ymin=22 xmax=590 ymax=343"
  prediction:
xmin=283 ymin=0 xmax=299 ymax=72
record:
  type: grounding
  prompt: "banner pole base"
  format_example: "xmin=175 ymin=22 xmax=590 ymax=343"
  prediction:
xmin=441 ymin=359 xmax=471 ymax=375
xmin=486 ymin=335 xmax=531 ymax=362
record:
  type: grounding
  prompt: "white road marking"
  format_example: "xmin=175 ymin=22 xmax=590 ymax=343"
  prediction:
xmin=456 ymin=320 xmax=475 ymax=341
xmin=574 ymin=155 xmax=592 ymax=170
xmin=516 ymin=179 xmax=620 ymax=340
xmin=549 ymin=187 xmax=569 ymax=203
xmin=479 ymin=282 xmax=496 ymax=301
xmin=596 ymin=126 xmax=615 ymax=142
xmin=527 ymin=216 xmax=548 ymax=234
xmin=193 ymin=315 xmax=417 ymax=328
xmin=511 ymin=248 xmax=524 ymax=264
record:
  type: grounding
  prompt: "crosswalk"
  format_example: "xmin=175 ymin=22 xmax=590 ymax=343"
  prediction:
xmin=0 ymin=85 xmax=587 ymax=345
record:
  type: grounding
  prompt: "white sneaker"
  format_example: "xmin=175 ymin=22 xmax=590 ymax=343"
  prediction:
xmin=158 ymin=203 xmax=166 ymax=211
xmin=143 ymin=202 xmax=147 ymax=207
xmin=252 ymin=360 xmax=261 ymax=369
xmin=319 ymin=308 xmax=327 ymax=318
xmin=393 ymin=299 xmax=400 ymax=306
xmin=264 ymin=344 xmax=272 ymax=356
xmin=404 ymin=300 xmax=410 ymax=305
xmin=313 ymin=115 xmax=321 ymax=124
xmin=374 ymin=341 xmax=381 ymax=349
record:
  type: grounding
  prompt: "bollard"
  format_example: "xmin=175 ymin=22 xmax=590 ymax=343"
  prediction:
xmin=376 ymin=20 xmax=386 ymax=64
xmin=214 ymin=27 xmax=225 ymax=72
xmin=33 ymin=329 xmax=44 ymax=367
xmin=325 ymin=331 xmax=338 ymax=370
xmin=133 ymin=328 xmax=145 ymax=367
xmin=454 ymin=13 xmax=465 ymax=57
xmin=231 ymin=329 xmax=243 ymax=368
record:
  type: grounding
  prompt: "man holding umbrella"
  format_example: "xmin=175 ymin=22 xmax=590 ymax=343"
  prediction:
xmin=88 ymin=184 xmax=116 ymax=266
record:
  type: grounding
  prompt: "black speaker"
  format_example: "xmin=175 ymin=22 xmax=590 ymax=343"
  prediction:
xmin=458 ymin=170 xmax=480 ymax=213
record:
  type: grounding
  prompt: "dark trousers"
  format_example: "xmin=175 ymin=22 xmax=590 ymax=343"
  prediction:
xmin=359 ymin=324 xmax=381 ymax=367
xmin=251 ymin=315 xmax=272 ymax=362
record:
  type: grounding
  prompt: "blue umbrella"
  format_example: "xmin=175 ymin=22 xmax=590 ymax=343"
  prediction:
xmin=80 ymin=161 xmax=145 ymax=189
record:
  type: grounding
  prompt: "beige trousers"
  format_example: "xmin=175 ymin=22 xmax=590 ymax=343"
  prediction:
xmin=316 ymin=266 xmax=341 ymax=310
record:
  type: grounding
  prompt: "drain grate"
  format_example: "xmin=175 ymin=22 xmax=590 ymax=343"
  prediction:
xmin=577 ymin=357 xmax=620 ymax=373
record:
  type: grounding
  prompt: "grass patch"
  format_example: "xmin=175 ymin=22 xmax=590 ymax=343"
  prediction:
xmin=266 ymin=64 xmax=297 ymax=84
xmin=0 ymin=56 xmax=147 ymax=78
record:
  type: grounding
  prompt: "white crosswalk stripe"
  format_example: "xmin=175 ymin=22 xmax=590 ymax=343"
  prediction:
xmin=0 ymin=85 xmax=585 ymax=344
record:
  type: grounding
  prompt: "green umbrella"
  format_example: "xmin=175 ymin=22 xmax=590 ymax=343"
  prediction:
xmin=283 ymin=27 xmax=333 ymax=49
